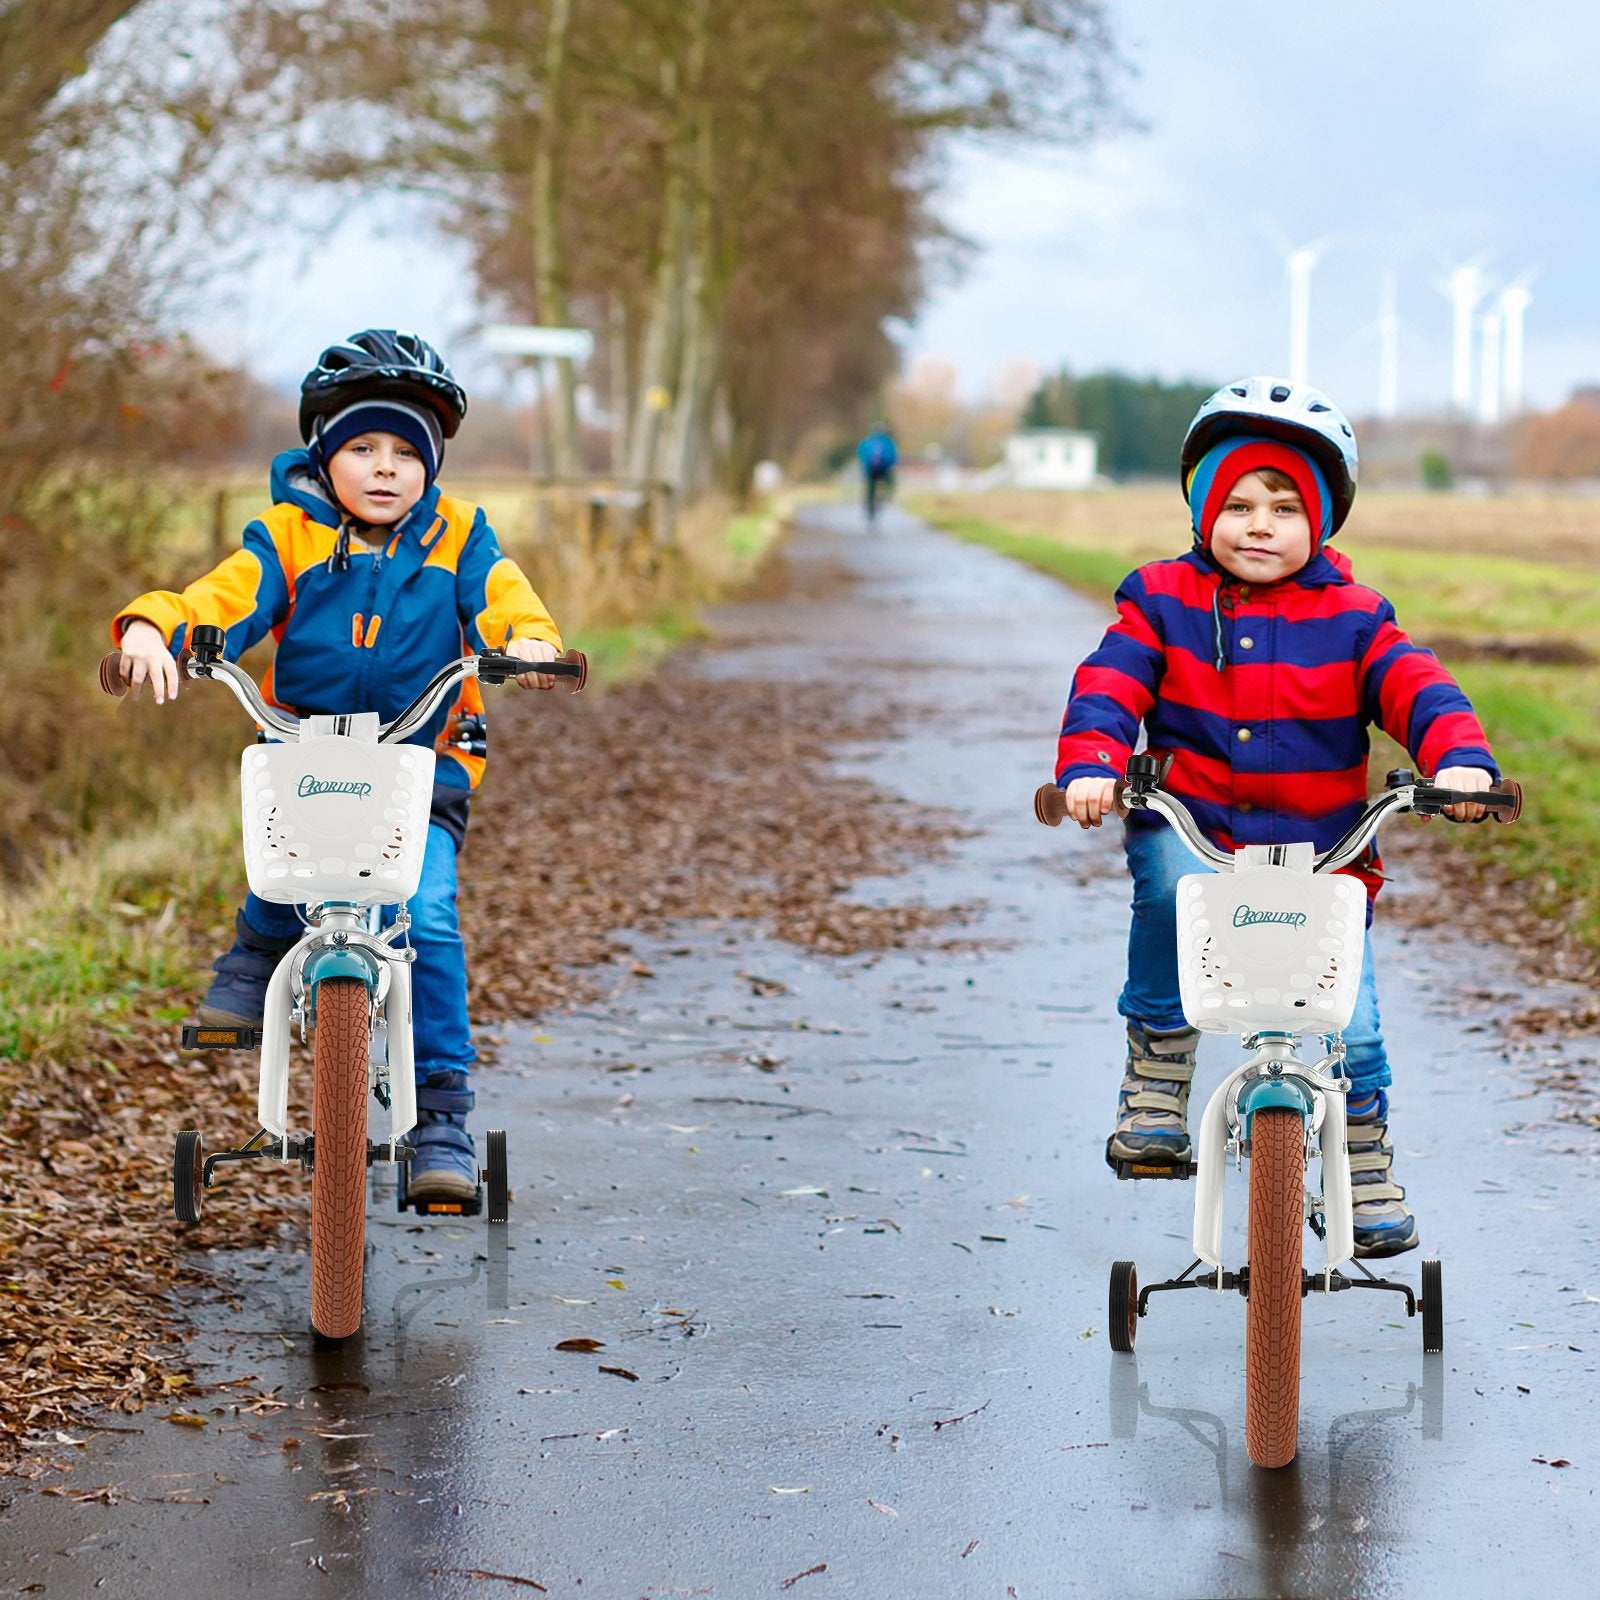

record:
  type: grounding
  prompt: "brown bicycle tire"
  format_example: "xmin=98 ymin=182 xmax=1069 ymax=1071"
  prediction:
xmin=1244 ymin=1107 xmax=1305 ymax=1468
xmin=309 ymin=977 xmax=370 ymax=1340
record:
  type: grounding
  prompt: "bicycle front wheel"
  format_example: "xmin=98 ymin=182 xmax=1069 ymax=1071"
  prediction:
xmin=1245 ymin=1107 xmax=1306 ymax=1468
xmin=310 ymin=977 xmax=371 ymax=1340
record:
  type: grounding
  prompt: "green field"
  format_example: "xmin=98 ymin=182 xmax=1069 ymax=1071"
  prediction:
xmin=909 ymin=487 xmax=1600 ymax=959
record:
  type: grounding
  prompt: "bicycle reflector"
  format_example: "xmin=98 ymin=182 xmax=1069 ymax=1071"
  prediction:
xmin=182 ymin=1025 xmax=263 ymax=1050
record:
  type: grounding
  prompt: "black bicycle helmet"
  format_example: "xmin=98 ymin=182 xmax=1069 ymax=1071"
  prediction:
xmin=298 ymin=328 xmax=468 ymax=442
xmin=1180 ymin=377 xmax=1358 ymax=534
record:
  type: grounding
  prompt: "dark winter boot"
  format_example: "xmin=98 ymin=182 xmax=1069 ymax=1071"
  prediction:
xmin=1347 ymin=1090 xmax=1418 ymax=1257
xmin=196 ymin=910 xmax=298 ymax=1028
xmin=409 ymin=1070 xmax=478 ymax=1202
xmin=1106 ymin=1022 xmax=1200 ymax=1169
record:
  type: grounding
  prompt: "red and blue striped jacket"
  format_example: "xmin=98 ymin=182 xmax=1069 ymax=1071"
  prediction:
xmin=1056 ymin=547 xmax=1498 ymax=897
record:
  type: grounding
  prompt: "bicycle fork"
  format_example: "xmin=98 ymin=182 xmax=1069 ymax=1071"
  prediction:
xmin=1191 ymin=1034 xmax=1356 ymax=1278
xmin=256 ymin=904 xmax=418 ymax=1149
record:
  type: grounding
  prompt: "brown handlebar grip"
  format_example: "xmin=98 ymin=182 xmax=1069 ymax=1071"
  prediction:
xmin=562 ymin=646 xmax=588 ymax=693
xmin=1491 ymin=778 xmax=1523 ymax=824
xmin=1034 ymin=782 xmax=1068 ymax=827
xmin=99 ymin=650 xmax=130 ymax=696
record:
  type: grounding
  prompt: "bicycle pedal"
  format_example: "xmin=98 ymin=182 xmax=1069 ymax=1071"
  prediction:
xmin=181 ymin=1024 xmax=263 ymax=1050
xmin=1113 ymin=1158 xmax=1197 ymax=1181
xmin=411 ymin=1194 xmax=483 ymax=1218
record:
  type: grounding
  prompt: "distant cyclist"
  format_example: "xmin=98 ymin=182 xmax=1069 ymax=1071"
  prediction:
xmin=857 ymin=424 xmax=898 ymax=525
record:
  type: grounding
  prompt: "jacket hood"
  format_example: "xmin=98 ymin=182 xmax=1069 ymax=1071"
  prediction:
xmin=269 ymin=447 xmax=441 ymax=534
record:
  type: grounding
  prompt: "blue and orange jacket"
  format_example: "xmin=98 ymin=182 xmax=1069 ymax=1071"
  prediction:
xmin=1055 ymin=546 xmax=1497 ymax=899
xmin=114 ymin=451 xmax=561 ymax=835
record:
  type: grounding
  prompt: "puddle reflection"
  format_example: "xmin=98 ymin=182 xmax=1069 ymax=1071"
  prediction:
xmin=1108 ymin=1348 xmax=1444 ymax=1521
xmin=389 ymin=1229 xmax=509 ymax=1377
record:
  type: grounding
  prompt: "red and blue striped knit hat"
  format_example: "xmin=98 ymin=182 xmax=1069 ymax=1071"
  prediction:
xmin=1185 ymin=436 xmax=1334 ymax=555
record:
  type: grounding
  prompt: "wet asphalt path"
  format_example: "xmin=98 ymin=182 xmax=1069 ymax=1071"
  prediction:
xmin=6 ymin=503 xmax=1599 ymax=1599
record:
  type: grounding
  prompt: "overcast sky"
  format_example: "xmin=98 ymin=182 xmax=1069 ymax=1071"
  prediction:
xmin=911 ymin=0 xmax=1600 ymax=414
xmin=199 ymin=0 xmax=1600 ymax=419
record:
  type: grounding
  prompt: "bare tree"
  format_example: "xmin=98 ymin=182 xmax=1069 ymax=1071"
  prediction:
xmin=224 ymin=0 xmax=1126 ymax=502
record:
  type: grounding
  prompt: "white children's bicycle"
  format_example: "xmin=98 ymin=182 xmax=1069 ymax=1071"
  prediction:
xmin=101 ymin=624 xmax=586 ymax=1340
xmin=1036 ymin=754 xmax=1521 ymax=1468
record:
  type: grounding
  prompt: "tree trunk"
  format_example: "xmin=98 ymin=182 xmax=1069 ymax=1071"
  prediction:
xmin=664 ymin=92 xmax=719 ymax=496
xmin=623 ymin=125 xmax=687 ymax=483
xmin=607 ymin=292 xmax=630 ymax=475
xmin=531 ymin=0 xmax=580 ymax=474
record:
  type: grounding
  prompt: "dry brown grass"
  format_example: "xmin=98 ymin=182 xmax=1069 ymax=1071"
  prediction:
xmin=912 ymin=485 xmax=1600 ymax=568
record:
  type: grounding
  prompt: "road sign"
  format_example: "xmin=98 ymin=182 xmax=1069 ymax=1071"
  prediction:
xmin=482 ymin=324 xmax=595 ymax=361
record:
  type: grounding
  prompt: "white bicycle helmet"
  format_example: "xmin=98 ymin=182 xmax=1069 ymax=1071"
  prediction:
xmin=1181 ymin=377 xmax=1358 ymax=534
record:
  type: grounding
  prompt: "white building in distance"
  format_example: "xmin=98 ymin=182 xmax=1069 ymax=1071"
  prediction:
xmin=1003 ymin=427 xmax=1099 ymax=489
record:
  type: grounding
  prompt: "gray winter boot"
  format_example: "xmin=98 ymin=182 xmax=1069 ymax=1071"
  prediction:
xmin=1106 ymin=1022 xmax=1200 ymax=1169
xmin=409 ymin=1070 xmax=478 ymax=1203
xmin=1347 ymin=1090 xmax=1418 ymax=1257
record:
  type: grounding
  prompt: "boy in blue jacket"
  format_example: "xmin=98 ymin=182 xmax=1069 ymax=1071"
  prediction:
xmin=1053 ymin=377 xmax=1497 ymax=1255
xmin=114 ymin=330 xmax=562 ymax=1201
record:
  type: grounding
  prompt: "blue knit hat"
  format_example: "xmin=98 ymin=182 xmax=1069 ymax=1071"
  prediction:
xmin=308 ymin=398 xmax=444 ymax=488
xmin=1186 ymin=436 xmax=1335 ymax=553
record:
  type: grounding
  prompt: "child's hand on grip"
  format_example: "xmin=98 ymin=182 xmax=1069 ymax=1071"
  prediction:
xmin=504 ymin=636 xmax=559 ymax=690
xmin=118 ymin=619 xmax=180 ymax=705
xmin=1064 ymin=775 xmax=1119 ymax=829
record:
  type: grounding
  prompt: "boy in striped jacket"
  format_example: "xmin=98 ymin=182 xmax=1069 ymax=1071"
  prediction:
xmin=1053 ymin=377 xmax=1497 ymax=1256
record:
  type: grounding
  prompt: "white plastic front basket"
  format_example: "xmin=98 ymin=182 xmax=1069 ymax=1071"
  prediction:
xmin=1176 ymin=861 xmax=1366 ymax=1034
xmin=240 ymin=736 xmax=436 ymax=905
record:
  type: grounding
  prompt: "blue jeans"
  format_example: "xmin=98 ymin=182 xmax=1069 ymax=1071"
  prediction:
xmin=1117 ymin=823 xmax=1391 ymax=1097
xmin=242 ymin=822 xmax=475 ymax=1084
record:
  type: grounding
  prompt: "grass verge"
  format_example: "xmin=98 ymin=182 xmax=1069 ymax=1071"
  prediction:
xmin=910 ymin=490 xmax=1600 ymax=964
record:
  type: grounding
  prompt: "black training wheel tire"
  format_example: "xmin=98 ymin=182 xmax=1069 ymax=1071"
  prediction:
xmin=1421 ymin=1258 xmax=1444 ymax=1353
xmin=486 ymin=1129 xmax=509 ymax=1225
xmin=174 ymin=1130 xmax=204 ymax=1223
xmin=1108 ymin=1259 xmax=1139 ymax=1353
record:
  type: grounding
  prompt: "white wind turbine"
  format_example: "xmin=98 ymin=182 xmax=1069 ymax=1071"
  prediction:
xmin=1478 ymin=303 xmax=1503 ymax=426
xmin=1261 ymin=221 xmax=1334 ymax=387
xmin=1497 ymin=268 xmax=1539 ymax=416
xmin=1438 ymin=260 xmax=1488 ymax=414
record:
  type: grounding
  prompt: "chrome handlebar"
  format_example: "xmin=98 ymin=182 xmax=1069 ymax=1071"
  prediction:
xmin=99 ymin=623 xmax=587 ymax=740
xmin=1033 ymin=761 xmax=1521 ymax=874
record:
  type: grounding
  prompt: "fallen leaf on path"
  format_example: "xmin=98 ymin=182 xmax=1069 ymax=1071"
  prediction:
xmin=166 ymin=1413 xmax=209 ymax=1428
xmin=442 ymin=1569 xmax=548 ymax=1592
xmin=555 ymin=1338 xmax=606 ymax=1353
xmin=770 ymin=1484 xmax=812 ymax=1494
xmin=867 ymin=1498 xmax=898 ymax=1517
xmin=598 ymin=1365 xmax=640 ymax=1382
xmin=779 ymin=1563 xmax=827 ymax=1590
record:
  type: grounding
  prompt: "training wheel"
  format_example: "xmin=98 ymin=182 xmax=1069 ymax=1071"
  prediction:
xmin=173 ymin=1130 xmax=204 ymax=1223
xmin=1421 ymin=1258 xmax=1444 ymax=1353
xmin=1108 ymin=1259 xmax=1139 ymax=1353
xmin=485 ymin=1129 xmax=509 ymax=1225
